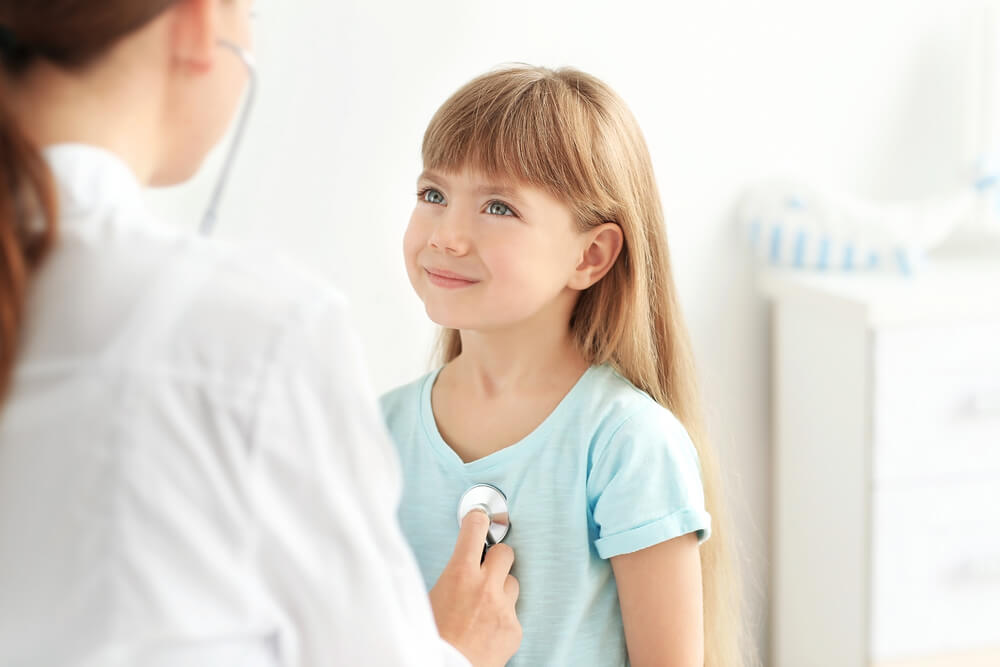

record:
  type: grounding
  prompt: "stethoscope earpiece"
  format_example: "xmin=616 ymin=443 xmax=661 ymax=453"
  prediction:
xmin=457 ymin=484 xmax=510 ymax=551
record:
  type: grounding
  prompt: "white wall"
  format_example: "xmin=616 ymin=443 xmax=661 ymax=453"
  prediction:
xmin=145 ymin=0 xmax=988 ymax=661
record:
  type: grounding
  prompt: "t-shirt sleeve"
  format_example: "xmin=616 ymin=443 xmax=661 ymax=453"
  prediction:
xmin=586 ymin=402 xmax=712 ymax=560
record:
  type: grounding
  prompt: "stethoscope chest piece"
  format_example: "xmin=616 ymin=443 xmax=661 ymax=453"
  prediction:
xmin=457 ymin=483 xmax=510 ymax=546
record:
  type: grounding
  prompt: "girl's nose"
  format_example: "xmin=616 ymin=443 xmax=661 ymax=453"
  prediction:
xmin=428 ymin=212 xmax=470 ymax=256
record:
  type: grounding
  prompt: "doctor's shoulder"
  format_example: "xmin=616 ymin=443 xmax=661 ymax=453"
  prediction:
xmin=142 ymin=226 xmax=356 ymax=381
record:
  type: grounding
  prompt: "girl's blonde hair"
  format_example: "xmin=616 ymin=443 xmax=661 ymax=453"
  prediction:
xmin=423 ymin=65 xmax=751 ymax=667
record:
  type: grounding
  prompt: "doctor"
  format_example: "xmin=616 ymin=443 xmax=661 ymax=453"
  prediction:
xmin=0 ymin=1 xmax=520 ymax=666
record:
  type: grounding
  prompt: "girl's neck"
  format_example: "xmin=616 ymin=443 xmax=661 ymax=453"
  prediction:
xmin=448 ymin=310 xmax=590 ymax=399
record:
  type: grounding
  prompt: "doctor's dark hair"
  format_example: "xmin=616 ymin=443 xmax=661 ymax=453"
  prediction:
xmin=0 ymin=1 xmax=177 ymax=403
xmin=423 ymin=65 xmax=754 ymax=667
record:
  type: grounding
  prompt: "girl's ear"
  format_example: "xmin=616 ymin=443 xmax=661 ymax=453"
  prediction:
xmin=568 ymin=222 xmax=624 ymax=290
xmin=168 ymin=0 xmax=219 ymax=74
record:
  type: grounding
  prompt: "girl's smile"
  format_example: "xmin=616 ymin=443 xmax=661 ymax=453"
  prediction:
xmin=424 ymin=266 xmax=480 ymax=289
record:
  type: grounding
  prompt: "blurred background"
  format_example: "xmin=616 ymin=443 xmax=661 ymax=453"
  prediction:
xmin=145 ymin=1 xmax=1000 ymax=665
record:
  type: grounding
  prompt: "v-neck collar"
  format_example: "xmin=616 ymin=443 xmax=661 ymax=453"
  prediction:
xmin=418 ymin=364 xmax=601 ymax=476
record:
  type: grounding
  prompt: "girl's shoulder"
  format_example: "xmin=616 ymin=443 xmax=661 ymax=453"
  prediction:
xmin=580 ymin=364 xmax=686 ymax=430
xmin=580 ymin=365 xmax=695 ymax=463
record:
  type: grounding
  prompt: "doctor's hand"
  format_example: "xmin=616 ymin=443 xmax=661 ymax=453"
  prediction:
xmin=429 ymin=510 xmax=522 ymax=667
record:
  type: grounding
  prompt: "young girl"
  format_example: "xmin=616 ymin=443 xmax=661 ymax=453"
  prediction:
xmin=382 ymin=65 xmax=746 ymax=666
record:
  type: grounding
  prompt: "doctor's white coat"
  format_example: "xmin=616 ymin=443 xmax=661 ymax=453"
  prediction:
xmin=0 ymin=144 xmax=467 ymax=667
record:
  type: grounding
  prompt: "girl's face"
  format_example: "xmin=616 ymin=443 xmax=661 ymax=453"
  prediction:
xmin=404 ymin=168 xmax=589 ymax=333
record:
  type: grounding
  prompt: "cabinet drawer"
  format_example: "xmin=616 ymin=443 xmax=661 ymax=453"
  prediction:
xmin=872 ymin=323 xmax=1000 ymax=482
xmin=870 ymin=478 xmax=1000 ymax=662
xmin=874 ymin=647 xmax=1000 ymax=667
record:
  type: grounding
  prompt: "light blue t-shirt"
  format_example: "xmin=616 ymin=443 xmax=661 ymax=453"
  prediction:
xmin=380 ymin=364 xmax=711 ymax=666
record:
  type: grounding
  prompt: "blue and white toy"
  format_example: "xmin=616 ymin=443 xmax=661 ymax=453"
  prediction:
xmin=736 ymin=180 xmax=976 ymax=276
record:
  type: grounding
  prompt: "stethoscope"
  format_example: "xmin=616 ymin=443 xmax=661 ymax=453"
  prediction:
xmin=458 ymin=484 xmax=511 ymax=560
xmin=199 ymin=39 xmax=258 ymax=237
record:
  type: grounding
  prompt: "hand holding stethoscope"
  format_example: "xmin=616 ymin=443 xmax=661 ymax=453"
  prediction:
xmin=431 ymin=488 xmax=520 ymax=665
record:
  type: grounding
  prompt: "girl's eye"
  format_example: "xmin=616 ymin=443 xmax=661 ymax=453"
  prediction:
xmin=486 ymin=201 xmax=514 ymax=216
xmin=421 ymin=188 xmax=445 ymax=205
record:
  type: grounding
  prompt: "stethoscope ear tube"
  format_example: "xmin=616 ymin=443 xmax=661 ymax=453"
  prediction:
xmin=200 ymin=39 xmax=258 ymax=237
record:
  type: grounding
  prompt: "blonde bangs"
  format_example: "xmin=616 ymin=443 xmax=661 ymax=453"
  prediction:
xmin=421 ymin=66 xmax=613 ymax=219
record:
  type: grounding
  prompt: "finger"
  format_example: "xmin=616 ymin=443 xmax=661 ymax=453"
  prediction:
xmin=451 ymin=509 xmax=491 ymax=569
xmin=482 ymin=542 xmax=515 ymax=583
xmin=503 ymin=574 xmax=520 ymax=603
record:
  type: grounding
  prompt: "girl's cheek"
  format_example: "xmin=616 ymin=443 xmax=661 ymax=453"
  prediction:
xmin=481 ymin=251 xmax=518 ymax=286
xmin=402 ymin=219 xmax=425 ymax=261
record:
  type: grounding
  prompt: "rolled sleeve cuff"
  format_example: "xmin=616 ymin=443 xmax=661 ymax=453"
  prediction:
xmin=595 ymin=508 xmax=712 ymax=559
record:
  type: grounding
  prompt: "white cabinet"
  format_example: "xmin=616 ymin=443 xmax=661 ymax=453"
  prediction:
xmin=762 ymin=259 xmax=1000 ymax=667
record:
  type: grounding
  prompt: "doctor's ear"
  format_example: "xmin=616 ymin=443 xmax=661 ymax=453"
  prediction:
xmin=568 ymin=222 xmax=624 ymax=291
xmin=168 ymin=0 xmax=220 ymax=73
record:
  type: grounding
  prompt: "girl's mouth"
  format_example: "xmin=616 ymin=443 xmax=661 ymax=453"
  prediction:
xmin=425 ymin=267 xmax=479 ymax=288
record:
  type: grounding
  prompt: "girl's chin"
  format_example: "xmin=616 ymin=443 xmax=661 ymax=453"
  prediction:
xmin=425 ymin=313 xmax=466 ymax=330
xmin=423 ymin=306 xmax=475 ymax=331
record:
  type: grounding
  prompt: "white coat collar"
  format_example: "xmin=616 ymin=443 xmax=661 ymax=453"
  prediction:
xmin=42 ymin=143 xmax=148 ymax=228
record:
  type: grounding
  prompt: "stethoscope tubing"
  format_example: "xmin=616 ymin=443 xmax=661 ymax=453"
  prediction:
xmin=199 ymin=39 xmax=258 ymax=237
